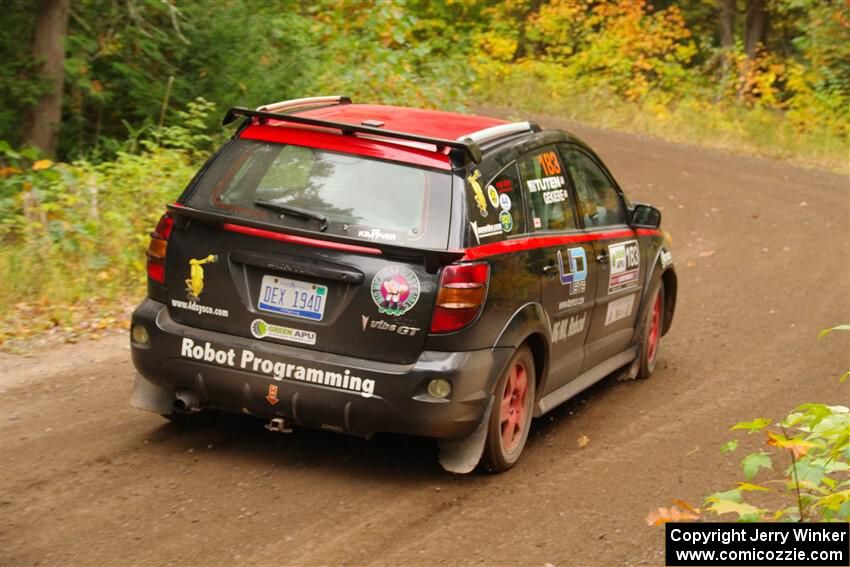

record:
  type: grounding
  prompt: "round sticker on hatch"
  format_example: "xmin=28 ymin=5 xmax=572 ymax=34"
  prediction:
xmin=499 ymin=193 xmax=511 ymax=211
xmin=499 ymin=210 xmax=513 ymax=232
xmin=487 ymin=184 xmax=499 ymax=208
xmin=250 ymin=319 xmax=269 ymax=338
xmin=371 ymin=266 xmax=421 ymax=316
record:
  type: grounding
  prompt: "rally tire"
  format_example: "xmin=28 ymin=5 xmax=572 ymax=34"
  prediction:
xmin=638 ymin=281 xmax=665 ymax=379
xmin=480 ymin=345 xmax=536 ymax=473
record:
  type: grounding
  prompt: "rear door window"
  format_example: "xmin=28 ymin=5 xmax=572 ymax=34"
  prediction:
xmin=517 ymin=148 xmax=576 ymax=232
xmin=186 ymin=139 xmax=452 ymax=248
xmin=560 ymin=148 xmax=627 ymax=228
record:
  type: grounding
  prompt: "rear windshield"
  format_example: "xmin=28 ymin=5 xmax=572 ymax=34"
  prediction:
xmin=186 ymin=139 xmax=452 ymax=249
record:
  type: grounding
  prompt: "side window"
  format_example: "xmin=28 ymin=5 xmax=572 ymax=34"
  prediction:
xmin=517 ymin=148 xmax=576 ymax=232
xmin=465 ymin=163 xmax=525 ymax=244
xmin=560 ymin=148 xmax=627 ymax=228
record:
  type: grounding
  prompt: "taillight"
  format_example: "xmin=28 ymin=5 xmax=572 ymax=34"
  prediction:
xmin=145 ymin=213 xmax=173 ymax=284
xmin=430 ymin=262 xmax=490 ymax=333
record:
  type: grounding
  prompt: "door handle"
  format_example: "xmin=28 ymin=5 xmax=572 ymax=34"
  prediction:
xmin=596 ymin=251 xmax=609 ymax=264
xmin=542 ymin=264 xmax=558 ymax=276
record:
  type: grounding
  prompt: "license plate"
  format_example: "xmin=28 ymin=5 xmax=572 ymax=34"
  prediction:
xmin=257 ymin=275 xmax=327 ymax=321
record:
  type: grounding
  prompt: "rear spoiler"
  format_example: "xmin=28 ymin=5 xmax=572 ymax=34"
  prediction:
xmin=167 ymin=204 xmax=465 ymax=274
xmin=222 ymin=106 xmax=483 ymax=165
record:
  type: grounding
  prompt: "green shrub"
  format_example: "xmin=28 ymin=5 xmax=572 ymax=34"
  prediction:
xmin=0 ymin=100 xmax=214 ymax=336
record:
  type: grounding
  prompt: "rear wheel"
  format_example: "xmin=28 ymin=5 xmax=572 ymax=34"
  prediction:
xmin=638 ymin=282 xmax=664 ymax=379
xmin=481 ymin=345 xmax=536 ymax=472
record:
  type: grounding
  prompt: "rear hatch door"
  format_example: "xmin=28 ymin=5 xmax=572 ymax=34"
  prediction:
xmin=164 ymin=133 xmax=457 ymax=365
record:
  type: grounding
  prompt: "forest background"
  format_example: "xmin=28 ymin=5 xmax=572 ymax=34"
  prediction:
xmin=1 ymin=0 xmax=848 ymax=344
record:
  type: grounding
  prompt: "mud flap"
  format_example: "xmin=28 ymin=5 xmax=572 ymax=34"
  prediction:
xmin=129 ymin=373 xmax=174 ymax=415
xmin=437 ymin=396 xmax=493 ymax=474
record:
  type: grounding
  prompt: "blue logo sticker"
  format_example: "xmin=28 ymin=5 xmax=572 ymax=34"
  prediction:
xmin=499 ymin=193 xmax=511 ymax=211
xmin=557 ymin=247 xmax=587 ymax=285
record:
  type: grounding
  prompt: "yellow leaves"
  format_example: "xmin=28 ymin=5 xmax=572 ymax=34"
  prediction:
xmin=577 ymin=435 xmax=590 ymax=448
xmin=736 ymin=482 xmax=770 ymax=492
xmin=814 ymin=489 xmax=850 ymax=512
xmin=767 ymin=431 xmax=819 ymax=459
xmin=32 ymin=159 xmax=53 ymax=171
xmin=475 ymin=34 xmax=517 ymax=63
xmin=645 ymin=501 xmax=700 ymax=526
xmin=523 ymin=0 xmax=696 ymax=100
xmin=704 ymin=498 xmax=761 ymax=518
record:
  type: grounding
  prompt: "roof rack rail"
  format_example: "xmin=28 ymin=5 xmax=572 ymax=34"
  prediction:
xmin=256 ymin=95 xmax=352 ymax=114
xmin=458 ymin=121 xmax=540 ymax=146
xmin=222 ymin=106 xmax=484 ymax=164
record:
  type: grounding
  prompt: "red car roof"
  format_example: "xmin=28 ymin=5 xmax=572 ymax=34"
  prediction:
xmin=297 ymin=104 xmax=507 ymax=140
xmin=239 ymin=104 xmax=508 ymax=170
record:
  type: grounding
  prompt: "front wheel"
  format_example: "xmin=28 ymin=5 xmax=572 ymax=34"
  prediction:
xmin=638 ymin=282 xmax=664 ymax=379
xmin=481 ymin=345 xmax=536 ymax=473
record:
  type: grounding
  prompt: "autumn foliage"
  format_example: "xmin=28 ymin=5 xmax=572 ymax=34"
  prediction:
xmin=1 ymin=0 xmax=848 ymax=341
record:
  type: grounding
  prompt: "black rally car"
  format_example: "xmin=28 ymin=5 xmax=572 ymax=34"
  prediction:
xmin=130 ymin=96 xmax=677 ymax=472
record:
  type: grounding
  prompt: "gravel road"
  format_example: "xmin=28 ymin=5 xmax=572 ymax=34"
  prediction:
xmin=2 ymin=113 xmax=848 ymax=567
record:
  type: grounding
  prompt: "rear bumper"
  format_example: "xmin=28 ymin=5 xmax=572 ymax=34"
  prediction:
xmin=130 ymin=298 xmax=511 ymax=439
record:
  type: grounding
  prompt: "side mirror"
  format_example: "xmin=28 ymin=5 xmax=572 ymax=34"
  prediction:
xmin=631 ymin=203 xmax=662 ymax=229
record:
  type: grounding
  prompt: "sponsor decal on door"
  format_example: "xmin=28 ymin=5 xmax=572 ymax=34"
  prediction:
xmin=551 ymin=313 xmax=587 ymax=343
xmin=605 ymin=293 xmax=636 ymax=325
xmin=557 ymin=247 xmax=588 ymax=296
xmin=608 ymin=240 xmax=640 ymax=294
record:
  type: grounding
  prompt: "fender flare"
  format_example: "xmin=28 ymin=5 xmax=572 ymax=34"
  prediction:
xmin=633 ymin=247 xmax=678 ymax=344
xmin=492 ymin=302 xmax=551 ymax=398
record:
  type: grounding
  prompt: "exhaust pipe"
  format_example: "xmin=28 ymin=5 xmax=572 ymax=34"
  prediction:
xmin=173 ymin=390 xmax=201 ymax=413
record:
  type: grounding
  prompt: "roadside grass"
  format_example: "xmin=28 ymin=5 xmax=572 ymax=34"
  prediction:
xmin=0 ymin=101 xmax=217 ymax=349
xmin=477 ymin=76 xmax=849 ymax=174
xmin=1 ymin=91 xmax=846 ymax=349
xmin=0 ymin=147 xmax=201 ymax=350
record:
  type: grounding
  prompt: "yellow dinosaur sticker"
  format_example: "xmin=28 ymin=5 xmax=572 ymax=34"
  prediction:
xmin=467 ymin=169 xmax=488 ymax=217
xmin=186 ymin=255 xmax=218 ymax=300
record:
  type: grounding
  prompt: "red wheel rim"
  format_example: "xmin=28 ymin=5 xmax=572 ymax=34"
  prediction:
xmin=647 ymin=293 xmax=662 ymax=363
xmin=500 ymin=360 xmax=529 ymax=452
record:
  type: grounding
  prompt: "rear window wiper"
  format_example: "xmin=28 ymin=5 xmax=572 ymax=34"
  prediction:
xmin=254 ymin=199 xmax=329 ymax=232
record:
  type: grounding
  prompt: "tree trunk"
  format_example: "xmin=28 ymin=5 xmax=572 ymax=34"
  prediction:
xmin=719 ymin=0 xmax=736 ymax=50
xmin=717 ymin=0 xmax=737 ymax=97
xmin=23 ymin=0 xmax=70 ymax=157
xmin=744 ymin=0 xmax=766 ymax=59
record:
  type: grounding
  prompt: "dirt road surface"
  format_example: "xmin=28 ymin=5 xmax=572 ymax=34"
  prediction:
xmin=2 ymin=113 xmax=848 ymax=567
